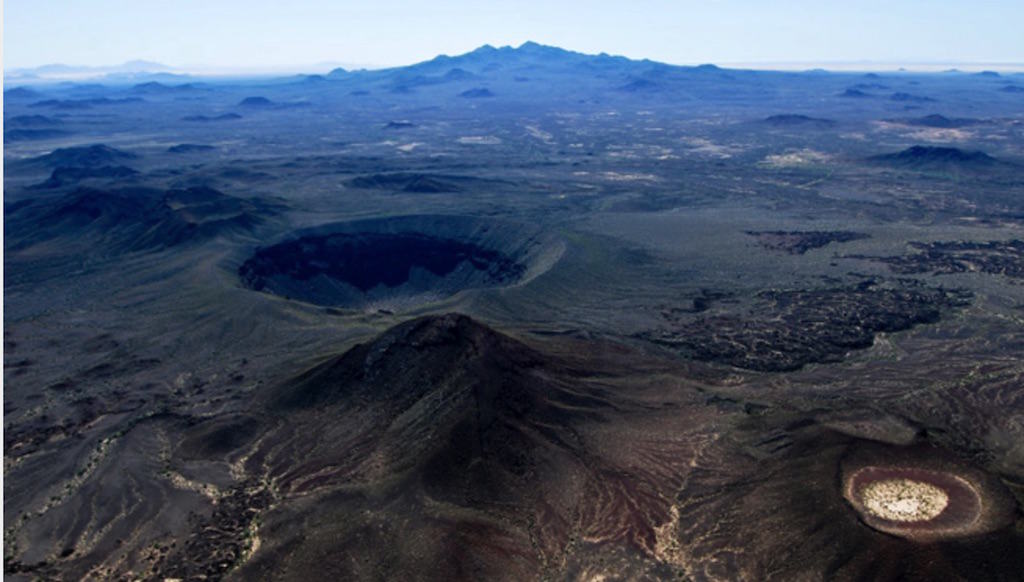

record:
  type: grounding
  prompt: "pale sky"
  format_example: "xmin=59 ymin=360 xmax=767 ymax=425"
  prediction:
xmin=5 ymin=0 xmax=1023 ymax=71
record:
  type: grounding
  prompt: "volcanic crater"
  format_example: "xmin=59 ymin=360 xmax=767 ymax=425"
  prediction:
xmin=238 ymin=215 xmax=564 ymax=309
xmin=841 ymin=444 xmax=1016 ymax=541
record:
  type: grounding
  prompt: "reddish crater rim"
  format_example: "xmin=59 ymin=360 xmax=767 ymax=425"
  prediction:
xmin=844 ymin=466 xmax=983 ymax=539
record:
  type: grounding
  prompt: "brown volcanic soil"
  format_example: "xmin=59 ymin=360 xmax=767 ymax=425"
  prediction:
xmin=155 ymin=314 xmax=719 ymax=580
xmin=4 ymin=313 xmax=1023 ymax=581
xmin=109 ymin=315 xmax=1016 ymax=581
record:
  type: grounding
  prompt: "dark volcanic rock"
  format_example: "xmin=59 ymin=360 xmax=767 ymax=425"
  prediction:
xmin=643 ymin=283 xmax=970 ymax=372
xmin=383 ymin=120 xmax=416 ymax=129
xmin=851 ymin=240 xmax=1024 ymax=279
xmin=746 ymin=230 xmax=869 ymax=254
xmin=156 ymin=480 xmax=273 ymax=581
xmin=1000 ymin=85 xmax=1024 ymax=93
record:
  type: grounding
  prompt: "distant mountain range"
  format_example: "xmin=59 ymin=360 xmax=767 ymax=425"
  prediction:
xmin=5 ymin=60 xmax=174 ymax=81
xmin=9 ymin=43 xmax=1024 ymax=86
xmin=4 ymin=60 xmax=362 ymax=84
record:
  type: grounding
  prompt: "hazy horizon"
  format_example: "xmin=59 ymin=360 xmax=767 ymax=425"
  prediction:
xmin=5 ymin=1 xmax=1023 ymax=73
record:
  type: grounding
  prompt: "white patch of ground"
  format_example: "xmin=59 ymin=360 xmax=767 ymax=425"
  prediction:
xmin=861 ymin=478 xmax=948 ymax=522
xmin=606 ymin=143 xmax=676 ymax=160
xmin=679 ymin=136 xmax=737 ymax=158
xmin=601 ymin=171 xmax=659 ymax=182
xmin=524 ymin=125 xmax=553 ymax=142
xmin=904 ymin=128 xmax=976 ymax=142
xmin=759 ymin=149 xmax=831 ymax=168
xmin=457 ymin=135 xmax=502 ymax=145
xmin=872 ymin=121 xmax=976 ymax=143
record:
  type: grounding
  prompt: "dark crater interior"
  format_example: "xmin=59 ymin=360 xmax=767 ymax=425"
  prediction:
xmin=239 ymin=215 xmax=563 ymax=308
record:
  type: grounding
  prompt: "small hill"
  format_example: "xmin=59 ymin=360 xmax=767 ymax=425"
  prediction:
xmin=237 ymin=96 xmax=308 ymax=109
xmin=848 ymin=82 xmax=890 ymax=90
xmin=31 ymin=166 xmax=139 ymax=189
xmin=6 ymin=186 xmax=284 ymax=253
xmin=762 ymin=114 xmax=836 ymax=128
xmin=4 ymin=129 xmax=72 ymax=142
xmin=870 ymin=145 xmax=997 ymax=169
xmin=29 ymin=97 xmax=143 ymax=109
xmin=5 ymin=115 xmax=67 ymax=141
xmin=1000 ymin=85 xmax=1024 ymax=93
xmin=886 ymin=114 xmax=980 ymax=128
xmin=132 ymin=81 xmax=198 ymax=94
xmin=23 ymin=144 xmax=138 ymax=168
xmin=459 ymin=87 xmax=495 ymax=98
xmin=238 ymin=96 xmax=275 ymax=107
xmin=5 ymin=114 xmax=61 ymax=127
xmin=839 ymin=88 xmax=873 ymax=98
xmin=271 ymin=314 xmax=555 ymax=411
xmin=617 ymin=78 xmax=662 ymax=93
xmin=347 ymin=172 xmax=499 ymax=193
xmin=182 ymin=113 xmax=242 ymax=122
xmin=443 ymin=67 xmax=476 ymax=81
xmin=168 ymin=144 xmax=216 ymax=154
xmin=4 ymin=87 xmax=43 ymax=100
xmin=890 ymin=92 xmax=937 ymax=103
